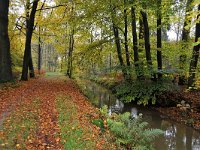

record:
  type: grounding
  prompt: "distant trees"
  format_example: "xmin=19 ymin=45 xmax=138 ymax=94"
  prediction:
xmin=0 ymin=0 xmax=13 ymax=82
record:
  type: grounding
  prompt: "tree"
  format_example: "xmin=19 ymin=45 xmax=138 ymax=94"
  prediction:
xmin=141 ymin=10 xmax=154 ymax=78
xmin=0 ymin=0 xmax=13 ymax=82
xmin=131 ymin=0 xmax=141 ymax=78
xmin=38 ymin=26 xmax=42 ymax=74
xmin=67 ymin=28 xmax=75 ymax=78
xmin=111 ymin=8 xmax=127 ymax=79
xmin=157 ymin=0 xmax=162 ymax=79
xmin=179 ymin=0 xmax=193 ymax=85
xmin=188 ymin=4 xmax=200 ymax=88
xmin=123 ymin=0 xmax=131 ymax=67
xmin=21 ymin=0 xmax=39 ymax=81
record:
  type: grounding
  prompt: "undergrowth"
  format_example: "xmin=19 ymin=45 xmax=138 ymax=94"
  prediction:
xmin=91 ymin=76 xmax=179 ymax=106
xmin=100 ymin=106 xmax=164 ymax=150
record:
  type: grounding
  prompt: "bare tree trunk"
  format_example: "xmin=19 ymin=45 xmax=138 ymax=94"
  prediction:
xmin=157 ymin=0 xmax=162 ymax=79
xmin=21 ymin=0 xmax=38 ymax=80
xmin=0 ymin=0 xmax=13 ymax=82
xmin=131 ymin=1 xmax=141 ymax=79
xmin=124 ymin=0 xmax=130 ymax=67
xmin=67 ymin=29 xmax=74 ymax=78
xmin=188 ymin=5 xmax=200 ymax=88
xmin=141 ymin=11 xmax=155 ymax=79
xmin=38 ymin=26 xmax=41 ymax=74
xmin=109 ymin=1 xmax=128 ymax=79
xmin=112 ymin=23 xmax=128 ymax=78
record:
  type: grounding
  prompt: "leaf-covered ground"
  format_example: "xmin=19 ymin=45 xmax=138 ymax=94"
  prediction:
xmin=0 ymin=77 xmax=115 ymax=149
xmin=156 ymin=90 xmax=200 ymax=130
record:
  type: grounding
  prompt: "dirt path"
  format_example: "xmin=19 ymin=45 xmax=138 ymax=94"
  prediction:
xmin=0 ymin=77 xmax=112 ymax=149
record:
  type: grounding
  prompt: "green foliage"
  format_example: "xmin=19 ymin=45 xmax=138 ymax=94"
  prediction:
xmin=100 ymin=106 xmax=163 ymax=150
xmin=115 ymin=78 xmax=178 ymax=105
xmin=186 ymin=118 xmax=194 ymax=126
xmin=92 ymin=119 xmax=105 ymax=132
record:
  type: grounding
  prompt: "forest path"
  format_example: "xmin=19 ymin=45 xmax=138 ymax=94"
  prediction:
xmin=0 ymin=76 xmax=111 ymax=149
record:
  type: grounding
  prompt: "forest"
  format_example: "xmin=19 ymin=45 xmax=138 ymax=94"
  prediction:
xmin=0 ymin=0 xmax=200 ymax=149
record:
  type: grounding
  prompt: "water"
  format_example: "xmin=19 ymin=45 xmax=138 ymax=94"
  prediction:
xmin=78 ymin=80 xmax=200 ymax=150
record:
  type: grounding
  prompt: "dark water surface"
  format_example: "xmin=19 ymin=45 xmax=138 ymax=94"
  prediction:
xmin=78 ymin=80 xmax=200 ymax=150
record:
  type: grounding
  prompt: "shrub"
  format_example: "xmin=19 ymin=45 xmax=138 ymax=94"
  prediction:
xmin=115 ymin=78 xmax=179 ymax=105
xmin=100 ymin=106 xmax=164 ymax=150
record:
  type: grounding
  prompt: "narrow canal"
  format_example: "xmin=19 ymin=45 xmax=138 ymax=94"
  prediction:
xmin=77 ymin=79 xmax=200 ymax=150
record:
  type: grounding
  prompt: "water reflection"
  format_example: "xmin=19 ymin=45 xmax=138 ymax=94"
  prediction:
xmin=80 ymin=80 xmax=200 ymax=150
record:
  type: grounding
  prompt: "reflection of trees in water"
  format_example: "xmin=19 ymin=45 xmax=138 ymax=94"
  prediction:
xmin=161 ymin=122 xmax=200 ymax=150
xmin=186 ymin=127 xmax=192 ymax=150
xmin=110 ymin=99 xmax=124 ymax=114
xmin=192 ymin=134 xmax=200 ymax=150
xmin=131 ymin=107 xmax=138 ymax=118
xmin=83 ymin=80 xmax=200 ymax=150
xmin=164 ymin=124 xmax=176 ymax=150
xmin=176 ymin=125 xmax=185 ymax=150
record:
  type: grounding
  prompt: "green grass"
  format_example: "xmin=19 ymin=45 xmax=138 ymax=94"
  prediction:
xmin=0 ymin=99 xmax=40 ymax=149
xmin=56 ymin=95 xmax=95 ymax=150
xmin=45 ymin=72 xmax=64 ymax=77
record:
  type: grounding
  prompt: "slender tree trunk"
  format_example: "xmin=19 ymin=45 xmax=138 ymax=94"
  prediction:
xmin=139 ymin=18 xmax=144 ymax=47
xmin=179 ymin=0 xmax=193 ymax=85
xmin=110 ymin=1 xmax=127 ymax=79
xmin=67 ymin=29 xmax=74 ymax=78
xmin=124 ymin=0 xmax=130 ymax=67
xmin=112 ymin=23 xmax=127 ymax=78
xmin=188 ymin=5 xmax=200 ymax=88
xmin=141 ymin=11 xmax=155 ymax=79
xmin=131 ymin=2 xmax=141 ymax=79
xmin=21 ymin=0 xmax=38 ymax=80
xmin=109 ymin=53 xmax=112 ymax=73
xmin=157 ymin=0 xmax=162 ymax=79
xmin=38 ymin=26 xmax=41 ymax=74
xmin=0 ymin=0 xmax=13 ymax=82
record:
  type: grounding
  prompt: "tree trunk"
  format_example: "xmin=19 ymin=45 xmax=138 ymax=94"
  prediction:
xmin=139 ymin=18 xmax=144 ymax=48
xmin=141 ymin=11 xmax=155 ymax=79
xmin=131 ymin=2 xmax=141 ymax=79
xmin=110 ymin=1 xmax=127 ymax=79
xmin=21 ymin=0 xmax=38 ymax=81
xmin=112 ymin=23 xmax=127 ymax=78
xmin=29 ymin=56 xmax=34 ymax=77
xmin=0 ymin=0 xmax=13 ymax=82
xmin=124 ymin=0 xmax=130 ymax=67
xmin=157 ymin=0 xmax=162 ymax=79
xmin=67 ymin=29 xmax=74 ymax=78
xmin=179 ymin=0 xmax=193 ymax=85
xmin=38 ymin=26 xmax=41 ymax=74
xmin=188 ymin=5 xmax=200 ymax=88
xmin=182 ymin=0 xmax=193 ymax=42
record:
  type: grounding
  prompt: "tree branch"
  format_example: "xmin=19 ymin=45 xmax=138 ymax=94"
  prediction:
xmin=36 ymin=4 xmax=68 ymax=11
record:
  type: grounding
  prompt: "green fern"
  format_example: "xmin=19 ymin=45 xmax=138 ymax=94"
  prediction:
xmin=101 ymin=106 xmax=164 ymax=150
